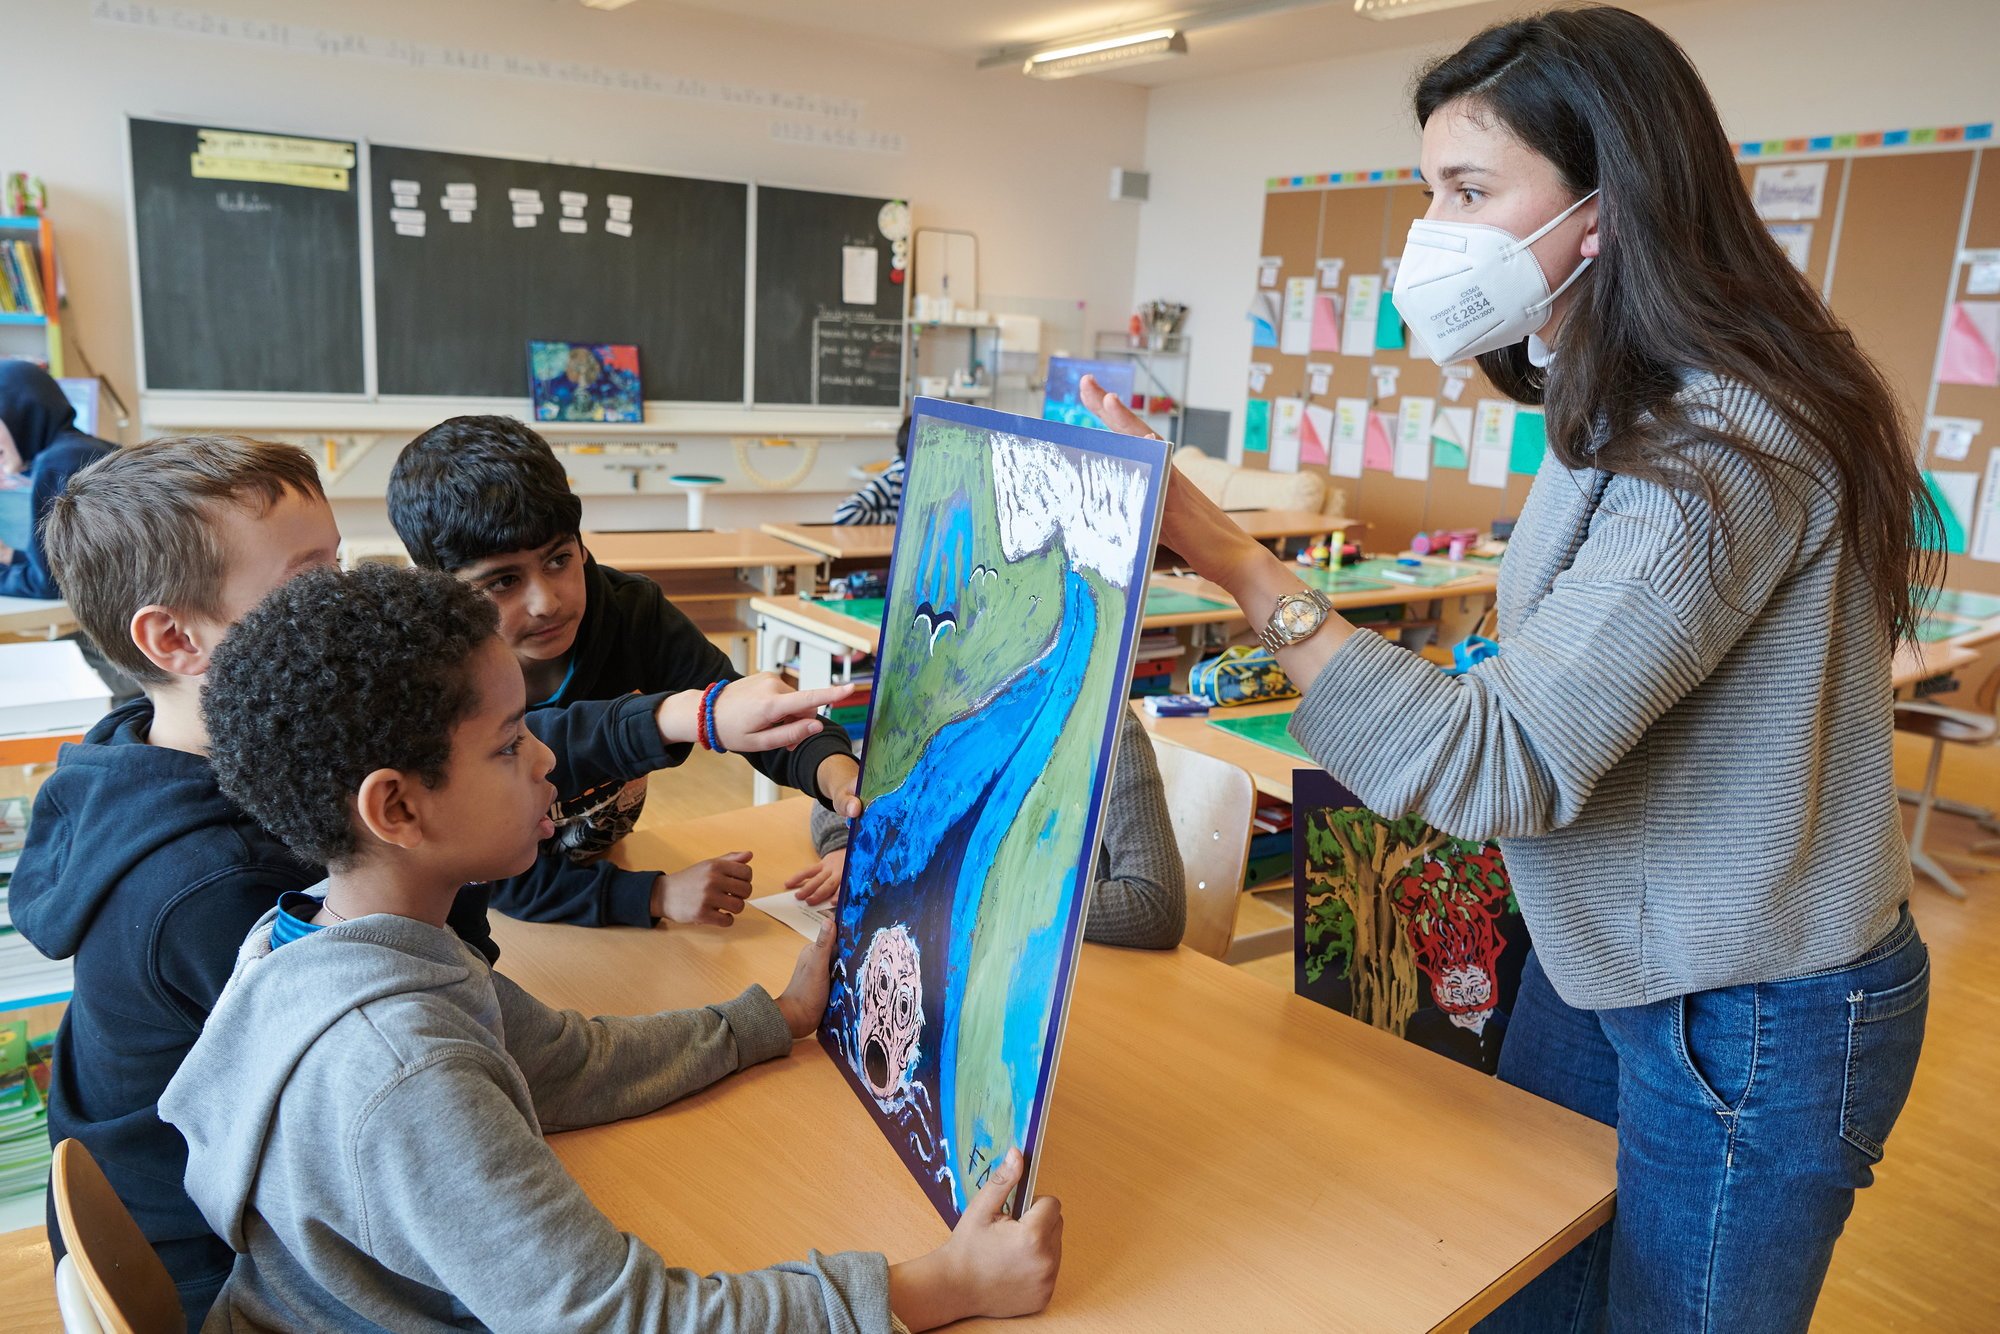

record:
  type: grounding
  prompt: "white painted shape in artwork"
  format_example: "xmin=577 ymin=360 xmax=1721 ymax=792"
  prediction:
xmin=989 ymin=435 xmax=1150 ymax=589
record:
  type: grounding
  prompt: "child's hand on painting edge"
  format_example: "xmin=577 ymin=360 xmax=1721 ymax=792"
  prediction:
xmin=655 ymin=673 xmax=856 ymax=753
xmin=815 ymin=752 xmax=864 ymax=820
xmin=784 ymin=848 xmax=846 ymax=906
xmin=774 ymin=919 xmax=836 ymax=1040
xmin=651 ymin=853 xmax=753 ymax=927
xmin=889 ymin=1147 xmax=1064 ymax=1330
xmin=1079 ymin=374 xmax=1160 ymax=442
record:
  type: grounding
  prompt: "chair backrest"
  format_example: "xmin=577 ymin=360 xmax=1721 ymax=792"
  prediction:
xmin=55 ymin=1254 xmax=106 ymax=1334
xmin=1152 ymin=741 xmax=1257 ymax=960
xmin=51 ymin=1140 xmax=186 ymax=1334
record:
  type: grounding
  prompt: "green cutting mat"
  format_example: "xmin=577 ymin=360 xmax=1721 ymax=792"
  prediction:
xmin=1915 ymin=613 xmax=1978 ymax=643
xmin=1145 ymin=588 xmax=1234 ymax=617
xmin=1347 ymin=557 xmax=1479 ymax=588
xmin=1207 ymin=709 xmax=1310 ymax=761
xmin=813 ymin=596 xmax=887 ymax=625
xmin=1294 ymin=566 xmax=1393 ymax=595
xmin=1924 ymin=588 xmax=2000 ymax=621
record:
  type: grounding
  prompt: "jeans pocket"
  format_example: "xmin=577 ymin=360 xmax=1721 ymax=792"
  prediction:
xmin=1675 ymin=984 xmax=1758 ymax=1115
xmin=1841 ymin=955 xmax=1930 ymax=1161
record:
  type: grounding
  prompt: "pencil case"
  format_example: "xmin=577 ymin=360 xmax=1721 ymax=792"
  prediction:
xmin=1188 ymin=646 xmax=1300 ymax=708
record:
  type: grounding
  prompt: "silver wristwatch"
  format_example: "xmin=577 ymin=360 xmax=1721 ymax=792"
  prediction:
xmin=1259 ymin=587 xmax=1333 ymax=652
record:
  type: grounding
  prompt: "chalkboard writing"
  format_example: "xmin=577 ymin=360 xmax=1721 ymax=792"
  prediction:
xmin=814 ymin=318 xmax=904 ymax=405
xmin=755 ymin=185 xmax=905 ymax=407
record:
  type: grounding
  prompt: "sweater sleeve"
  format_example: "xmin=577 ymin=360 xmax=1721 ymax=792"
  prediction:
xmin=490 ymin=968 xmax=793 ymax=1131
xmin=832 ymin=461 xmax=902 ymax=526
xmin=486 ymin=854 xmax=657 ymax=929
xmin=352 ymin=1055 xmax=892 ymax=1334
xmin=527 ymin=692 xmax=676 ymax=795
xmin=1289 ymin=448 xmax=1811 ymax=841
xmin=1082 ymin=714 xmax=1187 ymax=950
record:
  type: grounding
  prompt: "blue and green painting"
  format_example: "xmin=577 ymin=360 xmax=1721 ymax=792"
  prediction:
xmin=820 ymin=397 xmax=1167 ymax=1225
xmin=1042 ymin=356 xmax=1136 ymax=430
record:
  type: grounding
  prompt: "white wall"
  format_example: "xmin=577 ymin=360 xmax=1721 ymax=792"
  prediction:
xmin=0 ymin=0 xmax=1149 ymax=497
xmin=1133 ymin=0 xmax=2000 ymax=455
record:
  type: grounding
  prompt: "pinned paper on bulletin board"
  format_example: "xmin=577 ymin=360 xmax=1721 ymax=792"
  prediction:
xmin=1375 ymin=289 xmax=1406 ymax=351
xmin=1510 ymin=407 xmax=1548 ymax=476
xmin=1317 ymin=257 xmax=1345 ymax=289
xmin=1752 ymin=161 xmax=1828 ymax=220
xmin=1767 ymin=222 xmax=1812 ymax=273
xmin=1973 ymin=448 xmax=2000 ymax=563
xmin=1306 ymin=362 xmax=1333 ymax=396
xmin=1966 ymin=249 xmax=2000 ymax=297
xmin=1930 ymin=417 xmax=1982 ymax=462
xmin=1271 ymin=397 xmax=1306 ymax=473
xmin=1470 ymin=399 xmax=1514 ymax=490
xmin=1248 ymin=290 xmax=1280 ymax=349
xmin=1244 ymin=397 xmax=1272 ymax=454
xmin=1395 ymin=397 xmax=1435 ymax=481
xmin=1939 ymin=302 xmax=2000 ymax=386
xmin=1363 ymin=410 xmax=1396 ymax=473
xmin=1431 ymin=406 xmax=1474 ymax=470
xmin=1310 ymin=294 xmax=1342 ymax=353
xmin=1922 ymin=468 xmax=1979 ymax=554
xmin=1281 ymin=277 xmax=1317 ymax=356
xmin=1302 ymin=402 xmax=1333 ymax=468
xmin=1343 ymin=274 xmax=1382 ymax=359
xmin=1371 ymin=364 xmax=1400 ymax=400
xmin=1330 ymin=398 xmax=1368 ymax=479
xmin=1441 ymin=364 xmax=1474 ymax=402
xmin=1259 ymin=255 xmax=1282 ymax=288
xmin=1248 ymin=361 xmax=1273 ymax=393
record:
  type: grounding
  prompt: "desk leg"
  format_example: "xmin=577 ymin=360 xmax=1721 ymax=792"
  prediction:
xmin=753 ymin=615 xmax=840 ymax=806
xmin=1435 ymin=593 xmax=1489 ymax=647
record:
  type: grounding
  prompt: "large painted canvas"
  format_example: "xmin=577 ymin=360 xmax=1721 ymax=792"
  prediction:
xmin=1291 ymin=769 xmax=1528 ymax=1075
xmin=526 ymin=340 xmax=642 ymax=422
xmin=1042 ymin=356 xmax=1136 ymax=429
xmin=821 ymin=396 xmax=1168 ymax=1224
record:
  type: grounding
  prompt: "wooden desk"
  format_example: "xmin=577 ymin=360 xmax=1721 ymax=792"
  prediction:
xmin=583 ymin=529 xmax=821 ymax=597
xmin=1893 ymin=640 xmax=1980 ymax=691
xmin=0 ymin=596 xmax=73 ymax=640
xmin=1223 ymin=507 xmax=1351 ymax=544
xmin=759 ymin=522 xmax=896 ymax=565
xmin=1134 ymin=699 xmax=1308 ymax=804
xmin=478 ymin=801 xmax=1619 ymax=1332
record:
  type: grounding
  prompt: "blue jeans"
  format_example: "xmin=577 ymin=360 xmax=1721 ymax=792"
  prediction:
xmin=1478 ymin=908 xmax=1928 ymax=1334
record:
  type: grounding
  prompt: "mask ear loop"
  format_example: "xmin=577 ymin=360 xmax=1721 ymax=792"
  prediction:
xmin=1516 ymin=189 xmax=1601 ymax=316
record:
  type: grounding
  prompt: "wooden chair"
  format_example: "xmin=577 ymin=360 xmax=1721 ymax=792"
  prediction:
xmin=1894 ymin=700 xmax=2000 ymax=899
xmin=1152 ymin=742 xmax=1256 ymax=960
xmin=49 ymin=1139 xmax=184 ymax=1334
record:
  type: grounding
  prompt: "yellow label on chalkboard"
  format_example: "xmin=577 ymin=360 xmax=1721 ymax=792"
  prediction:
xmin=195 ymin=130 xmax=355 ymax=169
xmin=190 ymin=154 xmax=350 ymax=192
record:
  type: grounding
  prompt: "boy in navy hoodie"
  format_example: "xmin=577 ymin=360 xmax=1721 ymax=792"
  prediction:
xmin=388 ymin=415 xmax=865 ymax=926
xmin=10 ymin=435 xmax=846 ymax=1330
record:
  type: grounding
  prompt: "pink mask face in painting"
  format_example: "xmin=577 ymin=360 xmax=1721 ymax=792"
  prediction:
xmin=1435 ymin=963 xmax=1498 ymax=1032
xmin=1389 ymin=847 xmax=1512 ymax=1035
xmin=857 ymin=924 xmax=924 ymax=1102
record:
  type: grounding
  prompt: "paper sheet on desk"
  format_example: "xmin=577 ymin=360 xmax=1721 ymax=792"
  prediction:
xmin=752 ymin=891 xmax=834 ymax=940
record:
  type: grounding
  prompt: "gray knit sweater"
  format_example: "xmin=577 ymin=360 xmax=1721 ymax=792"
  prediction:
xmin=1291 ymin=377 xmax=1909 ymax=1009
xmin=813 ymin=711 xmax=1187 ymax=949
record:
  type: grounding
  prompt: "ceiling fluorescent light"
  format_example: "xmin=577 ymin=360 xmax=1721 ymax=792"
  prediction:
xmin=1024 ymin=28 xmax=1188 ymax=79
xmin=1354 ymin=0 xmax=1496 ymax=19
xmin=580 ymin=0 xmax=639 ymax=10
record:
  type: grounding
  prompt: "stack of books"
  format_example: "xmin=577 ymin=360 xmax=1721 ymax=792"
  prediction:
xmin=0 ymin=240 xmax=45 ymax=316
xmin=1129 ymin=630 xmax=1186 ymax=697
xmin=0 ymin=795 xmax=71 ymax=1011
xmin=1244 ymin=797 xmax=1295 ymax=889
xmin=0 ymin=1019 xmax=51 ymax=1214
xmin=825 ymin=666 xmax=875 ymax=743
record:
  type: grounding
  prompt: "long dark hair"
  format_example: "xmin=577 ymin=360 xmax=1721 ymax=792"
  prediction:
xmin=1415 ymin=5 xmax=1938 ymax=641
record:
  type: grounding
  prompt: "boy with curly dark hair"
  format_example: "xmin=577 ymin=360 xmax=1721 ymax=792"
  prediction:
xmin=388 ymin=415 xmax=863 ymax=927
xmin=162 ymin=564 xmax=1062 ymax=1333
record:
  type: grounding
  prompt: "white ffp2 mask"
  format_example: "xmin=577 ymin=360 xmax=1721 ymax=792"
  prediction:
xmin=1392 ymin=190 xmax=1599 ymax=366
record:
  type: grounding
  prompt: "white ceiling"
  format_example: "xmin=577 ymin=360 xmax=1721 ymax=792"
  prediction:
xmin=648 ymin=0 xmax=1695 ymax=88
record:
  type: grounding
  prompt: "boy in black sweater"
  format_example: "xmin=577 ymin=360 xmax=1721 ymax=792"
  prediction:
xmin=389 ymin=416 xmax=862 ymax=927
xmin=11 ymin=435 xmax=846 ymax=1331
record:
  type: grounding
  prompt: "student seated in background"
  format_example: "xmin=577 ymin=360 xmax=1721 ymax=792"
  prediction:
xmin=389 ymin=415 xmax=862 ymax=926
xmin=163 ymin=564 xmax=1062 ymax=1334
xmin=0 ymin=359 xmax=112 ymax=599
xmin=10 ymin=435 xmax=839 ymax=1331
xmin=790 ymin=710 xmax=1187 ymax=950
xmin=832 ymin=414 xmax=909 ymax=525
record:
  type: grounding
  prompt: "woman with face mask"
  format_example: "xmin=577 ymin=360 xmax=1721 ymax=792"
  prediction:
xmin=1086 ymin=8 xmax=1933 ymax=1331
xmin=0 ymin=360 xmax=113 ymax=600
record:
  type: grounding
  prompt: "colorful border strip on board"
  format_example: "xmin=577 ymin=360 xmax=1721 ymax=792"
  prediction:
xmin=1268 ymin=123 xmax=1998 ymax=189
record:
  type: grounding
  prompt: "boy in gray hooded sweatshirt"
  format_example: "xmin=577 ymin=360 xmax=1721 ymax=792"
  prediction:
xmin=160 ymin=564 xmax=1063 ymax=1333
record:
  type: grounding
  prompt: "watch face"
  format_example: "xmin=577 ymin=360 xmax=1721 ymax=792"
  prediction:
xmin=1279 ymin=596 xmax=1318 ymax=636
